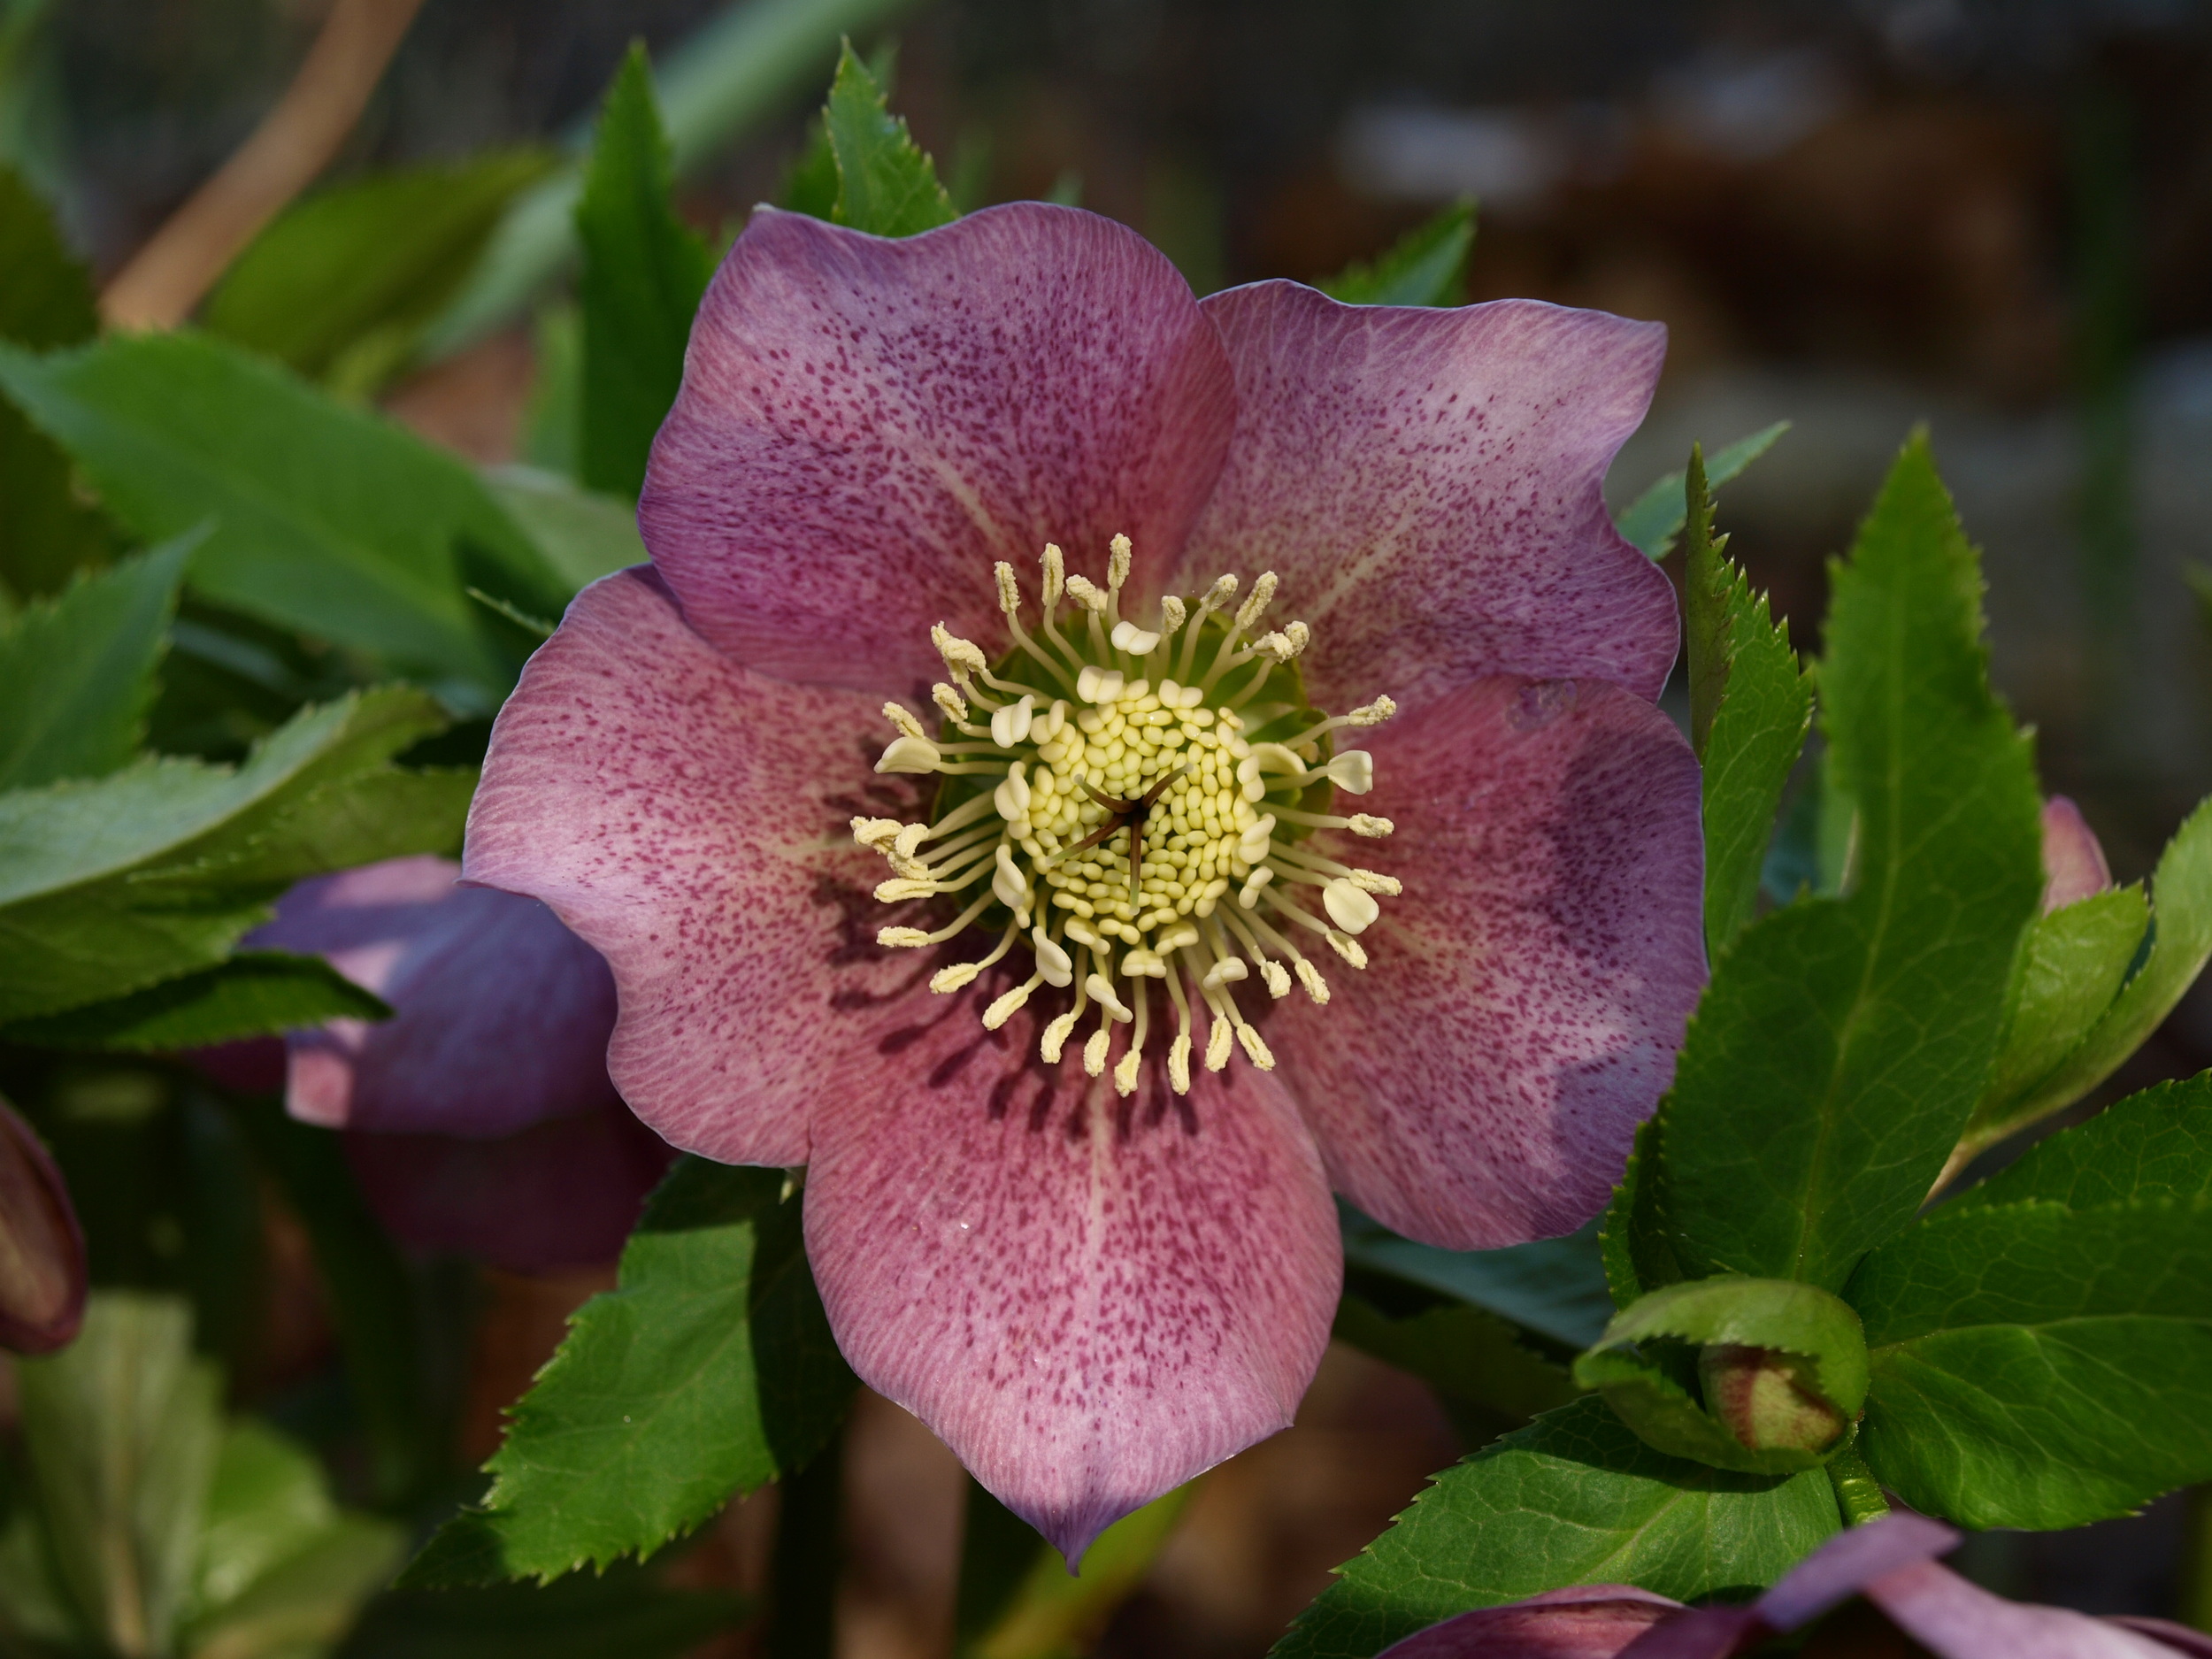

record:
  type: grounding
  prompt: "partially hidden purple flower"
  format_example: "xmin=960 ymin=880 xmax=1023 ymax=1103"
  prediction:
xmin=1379 ymin=1513 xmax=2209 ymax=1658
xmin=247 ymin=855 xmax=674 ymax=1274
xmin=463 ymin=202 xmax=1707 ymax=1560
xmin=0 ymin=1097 xmax=87 ymax=1354
xmin=2040 ymin=795 xmax=2115 ymax=913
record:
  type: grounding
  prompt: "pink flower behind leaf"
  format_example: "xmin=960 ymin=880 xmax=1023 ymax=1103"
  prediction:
xmin=2039 ymin=795 xmax=2114 ymax=914
xmin=0 ymin=1098 xmax=87 ymax=1355
xmin=247 ymin=855 xmax=672 ymax=1274
xmin=464 ymin=202 xmax=1707 ymax=1561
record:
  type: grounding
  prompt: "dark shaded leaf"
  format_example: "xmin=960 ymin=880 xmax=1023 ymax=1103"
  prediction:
xmin=1 ymin=951 xmax=390 ymax=1051
xmin=342 ymin=1565 xmax=744 ymax=1659
xmin=1340 ymin=1208 xmax=1612 ymax=1351
xmin=1616 ymin=422 xmax=1789 ymax=562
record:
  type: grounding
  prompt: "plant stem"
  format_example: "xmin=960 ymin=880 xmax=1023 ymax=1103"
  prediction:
xmin=1827 ymin=1433 xmax=1890 ymax=1526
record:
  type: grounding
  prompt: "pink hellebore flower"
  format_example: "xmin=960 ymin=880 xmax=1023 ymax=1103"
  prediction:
xmin=248 ymin=856 xmax=674 ymax=1274
xmin=464 ymin=203 xmax=1706 ymax=1559
xmin=1377 ymin=1512 xmax=2212 ymax=1658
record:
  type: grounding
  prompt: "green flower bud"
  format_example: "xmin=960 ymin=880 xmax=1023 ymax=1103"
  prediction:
xmin=1697 ymin=1342 xmax=1849 ymax=1455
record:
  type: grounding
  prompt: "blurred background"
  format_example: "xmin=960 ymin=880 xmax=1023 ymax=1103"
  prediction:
xmin=7 ymin=0 xmax=2212 ymax=1653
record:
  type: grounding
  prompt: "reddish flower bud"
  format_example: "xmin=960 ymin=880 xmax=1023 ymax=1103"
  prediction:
xmin=1697 ymin=1342 xmax=1847 ymax=1455
xmin=2039 ymin=795 xmax=2114 ymax=914
xmin=0 ymin=1098 xmax=88 ymax=1355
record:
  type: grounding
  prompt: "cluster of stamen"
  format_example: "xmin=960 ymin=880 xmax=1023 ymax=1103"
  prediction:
xmin=854 ymin=535 xmax=1400 ymax=1097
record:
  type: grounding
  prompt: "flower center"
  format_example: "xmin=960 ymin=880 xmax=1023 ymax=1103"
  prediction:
xmin=854 ymin=535 xmax=1399 ymax=1097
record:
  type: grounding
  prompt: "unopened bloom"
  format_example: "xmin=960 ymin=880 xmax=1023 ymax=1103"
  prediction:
xmin=1379 ymin=1512 xmax=2208 ymax=1657
xmin=2040 ymin=794 xmax=2113 ymax=912
xmin=465 ymin=203 xmax=1704 ymax=1558
xmin=247 ymin=856 xmax=673 ymax=1273
xmin=0 ymin=1098 xmax=86 ymax=1354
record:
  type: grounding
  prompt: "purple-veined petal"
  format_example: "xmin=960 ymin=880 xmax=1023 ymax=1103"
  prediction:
xmin=2040 ymin=795 xmax=2114 ymax=914
xmin=464 ymin=566 xmax=924 ymax=1168
xmin=2109 ymin=1620 xmax=2212 ymax=1657
xmin=801 ymin=992 xmax=1339 ymax=1568
xmin=1178 ymin=284 xmax=1677 ymax=718
xmin=0 ymin=1099 xmax=86 ymax=1356
xmin=250 ymin=856 xmax=620 ymax=1139
xmin=1863 ymin=1561 xmax=2178 ymax=1659
xmin=1377 ymin=1586 xmax=1689 ymax=1658
xmin=1267 ymin=675 xmax=1705 ymax=1249
xmin=344 ymin=1102 xmax=675 ymax=1276
xmin=640 ymin=204 xmax=1236 ymax=694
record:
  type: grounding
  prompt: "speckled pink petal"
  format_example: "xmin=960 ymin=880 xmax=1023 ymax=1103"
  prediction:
xmin=801 ymin=991 xmax=1339 ymax=1568
xmin=639 ymin=203 xmax=1236 ymax=694
xmin=345 ymin=1102 xmax=675 ymax=1275
xmin=1863 ymin=1562 xmax=2177 ymax=1659
xmin=250 ymin=855 xmax=620 ymax=1139
xmin=1378 ymin=1587 xmax=1688 ymax=1658
xmin=464 ymin=566 xmax=923 ymax=1168
xmin=2040 ymin=795 xmax=2114 ymax=913
xmin=1266 ymin=675 xmax=1705 ymax=1250
xmin=1178 ymin=284 xmax=1676 ymax=717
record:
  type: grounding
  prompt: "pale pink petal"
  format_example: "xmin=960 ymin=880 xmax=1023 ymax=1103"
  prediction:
xmin=345 ymin=1102 xmax=674 ymax=1275
xmin=1863 ymin=1562 xmax=2177 ymax=1659
xmin=801 ymin=990 xmax=1339 ymax=1567
xmin=1266 ymin=675 xmax=1704 ymax=1249
xmin=2110 ymin=1620 xmax=2212 ymax=1656
xmin=1378 ymin=1587 xmax=1688 ymax=1659
xmin=2040 ymin=795 xmax=2114 ymax=913
xmin=1753 ymin=1512 xmax=1957 ymax=1630
xmin=0 ymin=1100 xmax=85 ymax=1355
xmin=639 ymin=204 xmax=1236 ymax=693
xmin=250 ymin=855 xmax=619 ymax=1139
xmin=1179 ymin=284 xmax=1676 ymax=717
xmin=464 ymin=567 xmax=925 ymax=1167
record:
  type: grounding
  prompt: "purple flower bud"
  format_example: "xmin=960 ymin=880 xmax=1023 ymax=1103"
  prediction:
xmin=1697 ymin=1342 xmax=1848 ymax=1455
xmin=0 ymin=1099 xmax=87 ymax=1355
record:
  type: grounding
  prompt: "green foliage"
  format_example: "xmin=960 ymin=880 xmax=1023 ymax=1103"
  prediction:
xmin=202 ymin=150 xmax=557 ymax=396
xmin=0 ymin=686 xmax=468 ymax=1023
xmin=822 ymin=40 xmax=956 ymax=237
xmin=1679 ymin=445 xmax=1812 ymax=955
xmin=485 ymin=468 xmax=647 ymax=593
xmin=575 ymin=45 xmax=717 ymax=501
xmin=340 ymin=1569 xmax=746 ymax=1659
xmin=956 ymin=1480 xmax=1193 ymax=1657
xmin=1268 ymin=1396 xmax=1838 ymax=1659
xmin=1572 ymin=1277 xmax=1867 ymax=1476
xmin=1618 ymin=437 xmax=2044 ymax=1296
xmin=0 ymin=531 xmax=192 ymax=789
xmin=402 ymin=1159 xmax=857 ymax=1585
xmin=12 ymin=1294 xmax=225 ymax=1655
xmin=1616 ymin=422 xmax=1790 ymax=562
xmin=1951 ymin=798 xmax=2212 ymax=1169
xmin=1339 ymin=1210 xmax=1613 ymax=1352
xmin=0 ymin=951 xmax=391 ymax=1051
xmin=0 ymin=332 xmax=567 ymax=710
xmin=1851 ymin=1201 xmax=2212 ymax=1528
xmin=1333 ymin=1294 xmax=1579 ymax=1440
xmin=1317 ymin=200 xmax=1476 ymax=307
xmin=0 ymin=162 xmax=108 ymax=601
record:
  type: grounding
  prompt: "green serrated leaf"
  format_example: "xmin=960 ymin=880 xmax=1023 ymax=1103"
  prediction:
xmin=1681 ymin=445 xmax=1812 ymax=955
xmin=1637 ymin=436 xmax=2044 ymax=1294
xmin=0 ymin=531 xmax=194 ymax=789
xmin=1949 ymin=798 xmax=2212 ymax=1171
xmin=1333 ymin=1294 xmax=1579 ymax=1438
xmin=1951 ymin=1073 xmax=2212 ymax=1212
xmin=576 ymin=44 xmax=717 ymax=501
xmin=0 ymin=951 xmax=392 ymax=1051
xmin=0 ymin=162 xmax=108 ymax=600
xmin=1340 ymin=1208 xmax=1612 ymax=1351
xmin=1616 ymin=422 xmax=1791 ymax=562
xmin=1268 ymin=1395 xmax=1838 ymax=1659
xmin=14 ymin=1293 xmax=226 ymax=1656
xmin=0 ymin=332 xmax=565 ymax=710
xmin=0 ymin=687 xmax=461 ymax=1022
xmin=203 ymin=150 xmax=556 ymax=392
xmin=1847 ymin=1191 xmax=2212 ymax=1528
xmin=824 ymin=41 xmax=956 ymax=238
xmin=1317 ymin=201 xmax=1476 ymax=307
xmin=401 ymin=1159 xmax=857 ymax=1585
